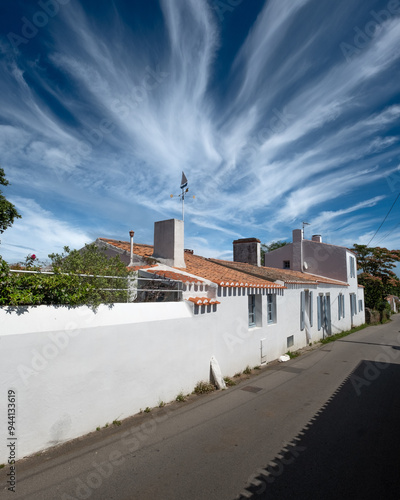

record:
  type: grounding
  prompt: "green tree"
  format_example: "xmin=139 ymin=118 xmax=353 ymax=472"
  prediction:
xmin=0 ymin=167 xmax=21 ymax=234
xmin=0 ymin=244 xmax=132 ymax=307
xmin=351 ymin=244 xmax=400 ymax=309
xmin=49 ymin=244 xmax=128 ymax=277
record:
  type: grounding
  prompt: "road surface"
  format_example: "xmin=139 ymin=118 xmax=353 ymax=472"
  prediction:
xmin=2 ymin=315 xmax=400 ymax=499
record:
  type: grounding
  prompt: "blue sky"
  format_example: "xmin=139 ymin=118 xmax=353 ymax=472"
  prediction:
xmin=1 ymin=0 xmax=400 ymax=265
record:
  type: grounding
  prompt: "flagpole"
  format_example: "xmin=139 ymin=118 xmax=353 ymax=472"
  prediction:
xmin=182 ymin=186 xmax=185 ymax=221
xmin=180 ymin=171 xmax=188 ymax=221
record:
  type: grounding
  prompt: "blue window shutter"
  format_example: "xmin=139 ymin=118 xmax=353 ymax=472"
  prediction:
xmin=309 ymin=291 xmax=313 ymax=327
xmin=317 ymin=296 xmax=322 ymax=330
xmin=338 ymin=294 xmax=342 ymax=320
xmin=300 ymin=291 xmax=305 ymax=330
xmin=342 ymin=295 xmax=345 ymax=318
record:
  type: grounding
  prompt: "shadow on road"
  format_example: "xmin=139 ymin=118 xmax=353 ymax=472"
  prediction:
xmin=238 ymin=360 xmax=400 ymax=500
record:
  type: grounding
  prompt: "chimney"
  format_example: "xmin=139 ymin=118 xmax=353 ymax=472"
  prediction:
xmin=233 ymin=238 xmax=261 ymax=267
xmin=129 ymin=230 xmax=135 ymax=267
xmin=153 ymin=219 xmax=186 ymax=268
xmin=292 ymin=229 xmax=303 ymax=272
xmin=312 ymin=234 xmax=322 ymax=243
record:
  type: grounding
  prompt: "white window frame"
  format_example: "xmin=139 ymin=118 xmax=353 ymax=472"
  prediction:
xmin=350 ymin=293 xmax=357 ymax=316
xmin=349 ymin=256 xmax=356 ymax=278
xmin=267 ymin=294 xmax=276 ymax=324
xmin=338 ymin=293 xmax=345 ymax=320
xmin=248 ymin=294 xmax=256 ymax=327
xmin=317 ymin=294 xmax=323 ymax=331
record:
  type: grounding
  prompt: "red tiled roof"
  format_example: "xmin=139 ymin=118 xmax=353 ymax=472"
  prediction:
xmin=101 ymin=238 xmax=284 ymax=289
xmin=99 ymin=238 xmax=154 ymax=258
xmin=187 ymin=297 xmax=221 ymax=305
xmin=208 ymin=259 xmax=348 ymax=286
xmin=177 ymin=253 xmax=284 ymax=289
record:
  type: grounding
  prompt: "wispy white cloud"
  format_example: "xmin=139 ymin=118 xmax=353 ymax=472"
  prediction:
xmin=1 ymin=198 xmax=91 ymax=263
xmin=0 ymin=0 xmax=399 ymax=261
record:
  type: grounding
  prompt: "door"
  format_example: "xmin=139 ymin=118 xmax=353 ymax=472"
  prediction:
xmin=323 ymin=295 xmax=332 ymax=337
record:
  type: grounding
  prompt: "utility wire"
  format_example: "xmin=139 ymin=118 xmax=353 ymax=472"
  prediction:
xmin=367 ymin=191 xmax=400 ymax=246
xmin=375 ymin=221 xmax=400 ymax=246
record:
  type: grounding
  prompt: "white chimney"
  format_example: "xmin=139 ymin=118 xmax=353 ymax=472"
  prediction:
xmin=292 ymin=229 xmax=303 ymax=272
xmin=153 ymin=219 xmax=186 ymax=268
xmin=312 ymin=235 xmax=322 ymax=243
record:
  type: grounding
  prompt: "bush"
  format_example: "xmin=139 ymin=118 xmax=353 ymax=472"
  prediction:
xmin=0 ymin=245 xmax=131 ymax=307
xmin=194 ymin=381 xmax=215 ymax=394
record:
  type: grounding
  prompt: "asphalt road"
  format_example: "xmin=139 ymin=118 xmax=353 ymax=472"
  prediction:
xmin=2 ymin=315 xmax=400 ymax=500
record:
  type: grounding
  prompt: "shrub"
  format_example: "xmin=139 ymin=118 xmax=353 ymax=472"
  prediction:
xmin=194 ymin=381 xmax=215 ymax=394
xmin=0 ymin=245 xmax=131 ymax=307
xmin=176 ymin=392 xmax=186 ymax=402
xmin=223 ymin=376 xmax=236 ymax=387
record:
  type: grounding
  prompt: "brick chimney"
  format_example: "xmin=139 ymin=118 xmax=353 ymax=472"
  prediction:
xmin=153 ymin=219 xmax=186 ymax=268
xmin=233 ymin=238 xmax=261 ymax=267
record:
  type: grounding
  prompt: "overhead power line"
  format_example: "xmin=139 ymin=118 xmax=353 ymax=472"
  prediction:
xmin=367 ymin=191 xmax=400 ymax=246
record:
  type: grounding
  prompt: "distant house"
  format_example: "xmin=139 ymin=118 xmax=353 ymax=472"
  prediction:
xmin=264 ymin=230 xmax=365 ymax=330
xmin=386 ymin=295 xmax=399 ymax=313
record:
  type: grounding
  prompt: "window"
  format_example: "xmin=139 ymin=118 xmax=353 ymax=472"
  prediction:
xmin=287 ymin=335 xmax=294 ymax=348
xmin=248 ymin=295 xmax=256 ymax=327
xmin=349 ymin=256 xmax=356 ymax=278
xmin=350 ymin=293 xmax=357 ymax=316
xmin=317 ymin=295 xmax=323 ymax=330
xmin=267 ymin=294 xmax=276 ymax=324
xmin=300 ymin=291 xmax=305 ymax=330
xmin=283 ymin=260 xmax=290 ymax=269
xmin=301 ymin=290 xmax=313 ymax=331
xmin=338 ymin=293 xmax=345 ymax=320
xmin=358 ymin=299 xmax=363 ymax=312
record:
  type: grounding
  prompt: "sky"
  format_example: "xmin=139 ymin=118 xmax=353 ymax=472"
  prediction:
xmin=0 ymin=0 xmax=400 ymax=266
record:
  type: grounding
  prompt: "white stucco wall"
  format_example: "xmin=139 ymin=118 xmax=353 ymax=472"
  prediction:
xmin=0 ymin=283 xmax=365 ymax=462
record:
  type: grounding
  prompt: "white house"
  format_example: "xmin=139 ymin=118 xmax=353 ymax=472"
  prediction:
xmin=0 ymin=220 xmax=365 ymax=462
xmin=263 ymin=229 xmax=365 ymax=331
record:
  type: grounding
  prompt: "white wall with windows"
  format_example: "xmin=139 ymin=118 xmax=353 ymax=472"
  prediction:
xmin=0 ymin=279 xmax=365 ymax=462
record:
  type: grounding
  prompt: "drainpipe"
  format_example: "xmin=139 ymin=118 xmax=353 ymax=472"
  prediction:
xmin=129 ymin=230 xmax=135 ymax=267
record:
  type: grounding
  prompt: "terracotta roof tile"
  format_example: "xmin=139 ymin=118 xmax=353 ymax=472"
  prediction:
xmin=101 ymin=238 xmax=285 ymax=289
xmin=177 ymin=253 xmax=284 ymax=289
xmin=209 ymin=259 xmax=348 ymax=286
xmin=99 ymin=238 xmax=154 ymax=258
xmin=187 ymin=297 xmax=221 ymax=306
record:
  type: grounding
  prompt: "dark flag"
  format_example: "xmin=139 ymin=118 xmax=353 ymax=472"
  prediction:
xmin=180 ymin=171 xmax=188 ymax=189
